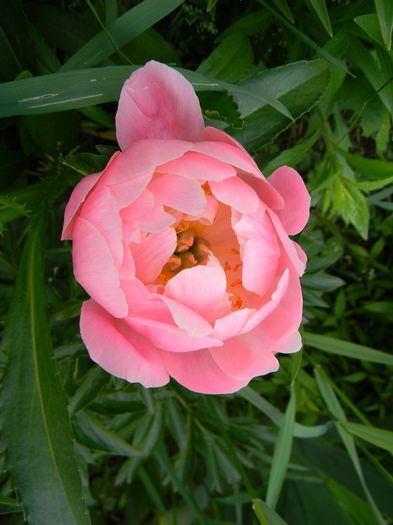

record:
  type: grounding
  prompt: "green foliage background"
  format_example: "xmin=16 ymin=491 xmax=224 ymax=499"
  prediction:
xmin=0 ymin=1 xmax=392 ymax=524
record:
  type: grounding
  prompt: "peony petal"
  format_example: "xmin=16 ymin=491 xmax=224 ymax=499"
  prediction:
xmin=241 ymin=215 xmax=281 ymax=296
xmin=209 ymin=176 xmax=260 ymax=214
xmin=72 ymin=218 xmax=128 ymax=318
xmin=268 ymin=211 xmax=306 ymax=276
xmin=192 ymin=141 xmax=262 ymax=178
xmin=202 ymin=126 xmax=256 ymax=159
xmin=80 ymin=300 xmax=169 ymax=387
xmin=164 ymin=263 xmax=231 ymax=323
xmin=239 ymin=172 xmax=284 ymax=211
xmin=210 ymin=330 xmax=280 ymax=381
xmin=126 ymin=315 xmax=223 ymax=353
xmin=132 ymin=228 xmax=177 ymax=283
xmin=157 ymin=151 xmax=236 ymax=181
xmin=268 ymin=166 xmax=310 ymax=234
xmin=160 ymin=348 xmax=249 ymax=394
xmin=61 ymin=172 xmax=101 ymax=240
xmin=116 ymin=61 xmax=204 ymax=150
xmin=148 ymin=174 xmax=206 ymax=216
xmin=80 ymin=186 xmax=123 ymax=268
xmin=158 ymin=295 xmax=214 ymax=337
xmin=241 ymin=269 xmax=290 ymax=333
xmin=214 ymin=307 xmax=256 ymax=340
xmin=101 ymin=139 xmax=191 ymax=186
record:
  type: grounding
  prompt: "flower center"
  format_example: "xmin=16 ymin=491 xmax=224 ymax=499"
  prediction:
xmin=157 ymin=222 xmax=211 ymax=285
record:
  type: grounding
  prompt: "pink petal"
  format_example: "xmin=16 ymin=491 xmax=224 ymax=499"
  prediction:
xmin=160 ymin=348 xmax=249 ymax=394
xmin=80 ymin=186 xmax=123 ymax=268
xmin=101 ymin=139 xmax=190 ymax=186
xmin=241 ymin=213 xmax=281 ymax=296
xmin=164 ymin=263 xmax=231 ymax=323
xmin=202 ymin=126 xmax=256 ymax=160
xmin=210 ymin=330 xmax=280 ymax=381
xmin=132 ymin=228 xmax=177 ymax=283
xmin=239 ymin=172 xmax=284 ymax=211
xmin=157 ymin=151 xmax=236 ymax=181
xmin=72 ymin=218 xmax=128 ymax=318
xmin=209 ymin=176 xmax=260 ymax=214
xmin=158 ymin=295 xmax=214 ymax=337
xmin=61 ymin=172 xmax=101 ymax=240
xmin=126 ymin=315 xmax=223 ymax=353
xmin=192 ymin=141 xmax=262 ymax=178
xmin=214 ymin=308 xmax=256 ymax=340
xmin=258 ymin=267 xmax=303 ymax=341
xmin=242 ymin=269 xmax=290 ymax=333
xmin=116 ymin=61 xmax=204 ymax=150
xmin=80 ymin=300 xmax=169 ymax=388
xmin=268 ymin=166 xmax=310 ymax=234
xmin=148 ymin=174 xmax=206 ymax=216
xmin=268 ymin=211 xmax=306 ymax=276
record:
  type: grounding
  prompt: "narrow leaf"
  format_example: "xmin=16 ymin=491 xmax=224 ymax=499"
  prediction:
xmin=374 ymin=0 xmax=393 ymax=50
xmin=0 ymin=211 xmax=91 ymax=525
xmin=338 ymin=421 xmax=393 ymax=455
xmin=303 ymin=332 xmax=393 ymax=366
xmin=308 ymin=0 xmax=333 ymax=36
xmin=61 ymin=0 xmax=184 ymax=71
xmin=266 ymin=388 xmax=296 ymax=509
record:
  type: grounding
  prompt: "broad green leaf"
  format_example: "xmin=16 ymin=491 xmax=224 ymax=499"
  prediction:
xmin=60 ymin=0 xmax=184 ymax=71
xmin=339 ymin=422 xmax=393 ymax=455
xmin=308 ymin=0 xmax=333 ymax=36
xmin=355 ymin=14 xmax=384 ymax=47
xmin=197 ymin=32 xmax=253 ymax=83
xmin=238 ymin=386 xmax=332 ymax=439
xmin=252 ymin=499 xmax=288 ymax=525
xmin=230 ymin=60 xmax=330 ymax=150
xmin=314 ymin=367 xmax=385 ymax=525
xmin=266 ymin=388 xmax=296 ymax=509
xmin=0 ymin=211 xmax=91 ymax=525
xmin=303 ymin=332 xmax=393 ymax=366
xmin=326 ymin=478 xmax=380 ymax=525
xmin=73 ymin=412 xmax=143 ymax=457
xmin=374 ymin=0 xmax=393 ymax=50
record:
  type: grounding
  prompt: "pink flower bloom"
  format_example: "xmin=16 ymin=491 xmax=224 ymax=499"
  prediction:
xmin=62 ymin=61 xmax=310 ymax=394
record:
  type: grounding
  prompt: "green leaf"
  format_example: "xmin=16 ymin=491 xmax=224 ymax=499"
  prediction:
xmin=263 ymin=132 xmax=319 ymax=175
xmin=197 ymin=32 xmax=253 ymax=83
xmin=308 ymin=0 xmax=333 ymax=36
xmin=355 ymin=14 xmax=384 ymax=47
xmin=0 ymin=496 xmax=22 ymax=514
xmin=314 ymin=367 xmax=385 ymax=525
xmin=230 ymin=60 xmax=330 ymax=150
xmin=326 ymin=478 xmax=380 ymax=525
xmin=0 ymin=211 xmax=91 ymax=525
xmin=337 ymin=148 xmax=393 ymax=179
xmin=61 ymin=0 xmax=185 ymax=71
xmin=266 ymin=388 xmax=296 ymax=509
xmin=238 ymin=386 xmax=332 ymax=439
xmin=374 ymin=0 xmax=393 ymax=50
xmin=271 ymin=0 xmax=294 ymax=22
xmin=73 ymin=412 xmax=143 ymax=457
xmin=303 ymin=332 xmax=393 ymax=366
xmin=338 ymin=422 xmax=393 ymax=455
xmin=252 ymin=499 xmax=288 ymax=525
xmin=68 ymin=367 xmax=109 ymax=414
xmin=331 ymin=175 xmax=370 ymax=239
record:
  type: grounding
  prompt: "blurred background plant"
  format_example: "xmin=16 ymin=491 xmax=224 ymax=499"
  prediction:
xmin=0 ymin=0 xmax=392 ymax=524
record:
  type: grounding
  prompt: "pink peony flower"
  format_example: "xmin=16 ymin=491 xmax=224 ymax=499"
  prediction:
xmin=62 ymin=61 xmax=310 ymax=394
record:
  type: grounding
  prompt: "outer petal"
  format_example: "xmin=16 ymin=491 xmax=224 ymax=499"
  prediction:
xmin=268 ymin=166 xmax=310 ymax=235
xmin=210 ymin=330 xmax=279 ymax=381
xmin=160 ymin=348 xmax=249 ymax=394
xmin=157 ymin=151 xmax=236 ymax=181
xmin=61 ymin=172 xmax=101 ymax=240
xmin=209 ymin=177 xmax=259 ymax=214
xmin=72 ymin=217 xmax=128 ymax=318
xmin=116 ymin=61 xmax=204 ymax=149
xmin=80 ymin=300 xmax=169 ymax=387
